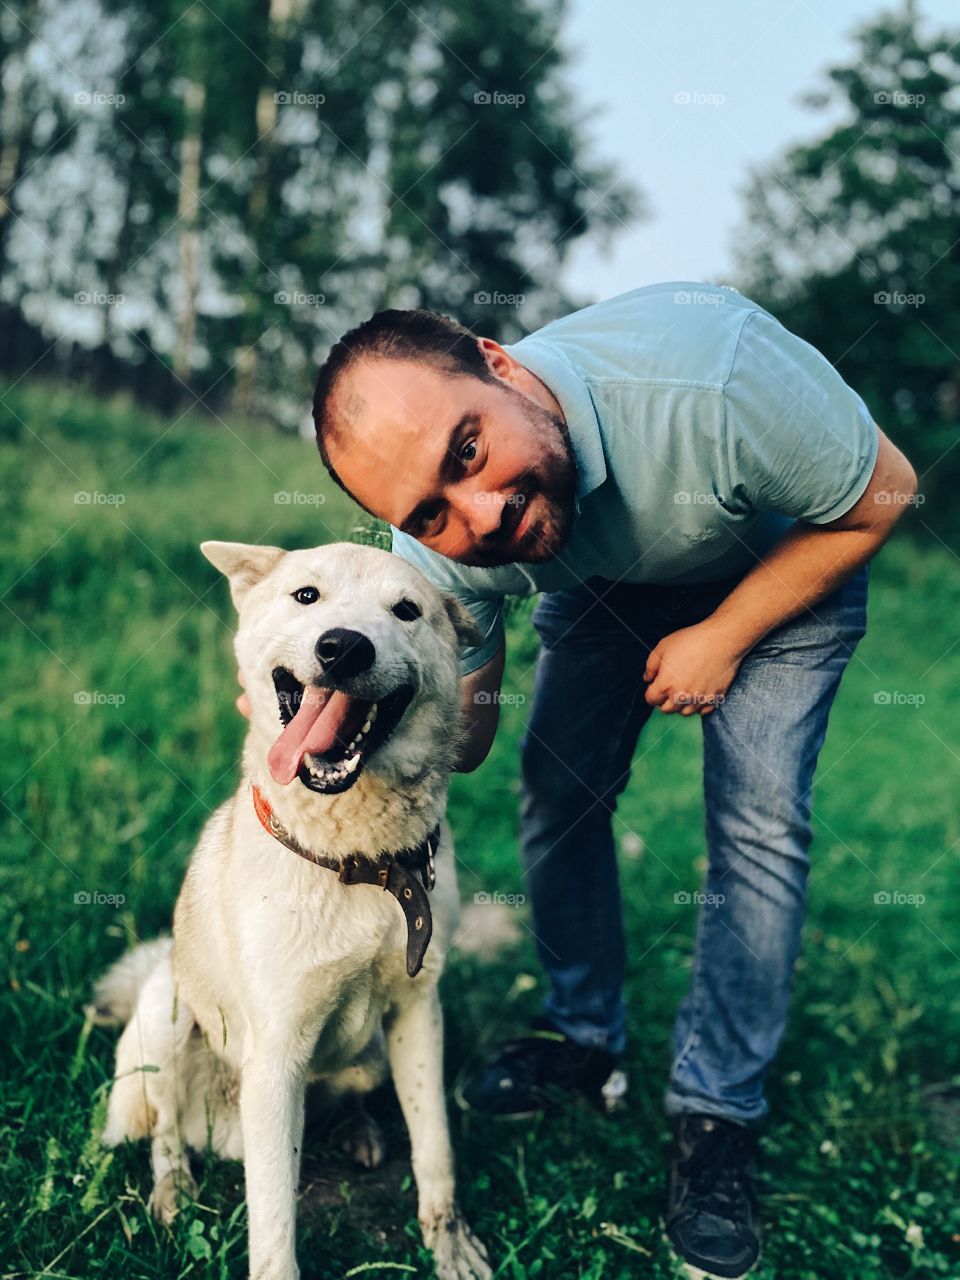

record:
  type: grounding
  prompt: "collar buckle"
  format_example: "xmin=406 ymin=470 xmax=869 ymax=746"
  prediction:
xmin=338 ymin=855 xmax=358 ymax=885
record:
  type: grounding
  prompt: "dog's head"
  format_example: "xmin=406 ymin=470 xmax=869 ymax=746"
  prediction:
xmin=201 ymin=540 xmax=484 ymax=795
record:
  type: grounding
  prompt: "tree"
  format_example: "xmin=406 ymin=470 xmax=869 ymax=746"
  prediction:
xmin=0 ymin=0 xmax=76 ymax=356
xmin=0 ymin=0 xmax=644 ymax=426
xmin=731 ymin=1 xmax=960 ymax=435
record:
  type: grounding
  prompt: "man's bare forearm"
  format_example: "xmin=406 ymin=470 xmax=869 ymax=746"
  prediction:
xmin=705 ymin=429 xmax=917 ymax=659
xmin=451 ymin=642 xmax=506 ymax=771
xmin=705 ymin=522 xmax=882 ymax=658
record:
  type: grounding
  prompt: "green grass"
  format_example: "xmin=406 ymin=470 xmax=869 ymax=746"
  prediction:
xmin=1 ymin=377 xmax=958 ymax=1279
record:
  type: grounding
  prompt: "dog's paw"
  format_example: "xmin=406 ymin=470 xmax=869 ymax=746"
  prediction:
xmin=337 ymin=1109 xmax=386 ymax=1169
xmin=147 ymin=1168 xmax=198 ymax=1224
xmin=422 ymin=1207 xmax=492 ymax=1280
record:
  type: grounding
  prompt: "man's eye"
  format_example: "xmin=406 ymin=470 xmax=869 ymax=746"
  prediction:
xmin=416 ymin=505 xmax=442 ymax=535
xmin=459 ymin=438 xmax=478 ymax=464
xmin=292 ymin=586 xmax=320 ymax=605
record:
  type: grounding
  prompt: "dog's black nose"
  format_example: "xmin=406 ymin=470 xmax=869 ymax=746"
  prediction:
xmin=315 ymin=628 xmax=375 ymax=680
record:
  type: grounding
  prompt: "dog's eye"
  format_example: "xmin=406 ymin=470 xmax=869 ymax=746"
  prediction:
xmin=292 ymin=586 xmax=320 ymax=605
xmin=391 ymin=598 xmax=421 ymax=622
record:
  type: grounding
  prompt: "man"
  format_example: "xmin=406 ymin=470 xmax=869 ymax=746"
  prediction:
xmin=301 ymin=282 xmax=916 ymax=1278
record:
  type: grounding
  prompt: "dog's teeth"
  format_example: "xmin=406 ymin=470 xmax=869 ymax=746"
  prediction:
xmin=368 ymin=704 xmax=377 ymax=722
xmin=343 ymin=753 xmax=361 ymax=773
xmin=361 ymin=720 xmax=372 ymax=734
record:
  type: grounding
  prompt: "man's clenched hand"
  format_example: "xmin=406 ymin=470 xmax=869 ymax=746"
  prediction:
xmin=643 ymin=621 xmax=745 ymax=716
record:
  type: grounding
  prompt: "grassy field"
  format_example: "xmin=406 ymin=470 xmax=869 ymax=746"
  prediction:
xmin=1 ymin=377 xmax=958 ymax=1279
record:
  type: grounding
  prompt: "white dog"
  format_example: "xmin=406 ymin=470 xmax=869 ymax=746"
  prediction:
xmin=91 ymin=540 xmax=492 ymax=1280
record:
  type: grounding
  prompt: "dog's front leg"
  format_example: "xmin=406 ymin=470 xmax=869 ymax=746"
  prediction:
xmin=240 ymin=1050 xmax=307 ymax=1280
xmin=386 ymin=989 xmax=491 ymax=1280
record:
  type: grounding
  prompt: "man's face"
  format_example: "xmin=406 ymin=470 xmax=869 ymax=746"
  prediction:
xmin=324 ymin=350 xmax=578 ymax=568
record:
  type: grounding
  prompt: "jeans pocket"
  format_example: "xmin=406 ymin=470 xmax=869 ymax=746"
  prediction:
xmin=531 ymin=579 xmax=612 ymax=652
xmin=531 ymin=596 xmax=580 ymax=652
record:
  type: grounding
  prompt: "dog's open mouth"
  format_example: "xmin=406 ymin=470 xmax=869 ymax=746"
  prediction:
xmin=268 ymin=667 xmax=414 ymax=794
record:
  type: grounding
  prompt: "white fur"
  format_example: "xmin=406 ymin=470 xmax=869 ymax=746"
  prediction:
xmin=95 ymin=541 xmax=490 ymax=1280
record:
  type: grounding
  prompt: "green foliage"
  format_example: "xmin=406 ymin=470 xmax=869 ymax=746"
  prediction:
xmin=731 ymin=1 xmax=960 ymax=542
xmin=0 ymin=0 xmax=641 ymax=422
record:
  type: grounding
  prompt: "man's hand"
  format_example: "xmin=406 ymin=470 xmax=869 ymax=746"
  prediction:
xmin=643 ymin=621 xmax=744 ymax=716
xmin=644 ymin=427 xmax=916 ymax=719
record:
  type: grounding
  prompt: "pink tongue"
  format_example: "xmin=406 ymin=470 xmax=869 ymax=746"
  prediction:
xmin=267 ymin=687 xmax=361 ymax=785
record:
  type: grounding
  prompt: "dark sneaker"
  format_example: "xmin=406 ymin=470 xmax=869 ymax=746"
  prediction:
xmin=454 ymin=1016 xmax=627 ymax=1117
xmin=664 ymin=1114 xmax=761 ymax=1279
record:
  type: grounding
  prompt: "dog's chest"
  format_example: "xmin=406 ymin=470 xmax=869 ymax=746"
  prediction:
xmin=245 ymin=881 xmax=407 ymax=1070
xmin=249 ymin=866 xmax=408 ymax=986
xmin=302 ymin=965 xmax=389 ymax=1071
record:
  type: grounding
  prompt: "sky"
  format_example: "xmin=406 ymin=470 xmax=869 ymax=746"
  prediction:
xmin=558 ymin=0 xmax=954 ymax=301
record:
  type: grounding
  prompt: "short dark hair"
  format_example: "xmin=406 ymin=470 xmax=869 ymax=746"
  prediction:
xmin=312 ymin=308 xmax=495 ymax=499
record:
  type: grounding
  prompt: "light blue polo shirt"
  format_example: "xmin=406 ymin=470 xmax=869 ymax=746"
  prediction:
xmin=389 ymin=281 xmax=879 ymax=676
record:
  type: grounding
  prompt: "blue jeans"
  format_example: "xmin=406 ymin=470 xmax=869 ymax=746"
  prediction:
xmin=517 ymin=563 xmax=869 ymax=1126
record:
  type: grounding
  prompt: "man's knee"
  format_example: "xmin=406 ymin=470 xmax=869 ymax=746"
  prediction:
xmin=705 ymin=791 xmax=814 ymax=888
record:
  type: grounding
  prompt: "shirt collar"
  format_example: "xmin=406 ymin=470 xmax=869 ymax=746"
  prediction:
xmin=502 ymin=337 xmax=607 ymax=513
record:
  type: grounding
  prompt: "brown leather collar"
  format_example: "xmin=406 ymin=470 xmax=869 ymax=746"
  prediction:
xmin=250 ymin=784 xmax=439 ymax=977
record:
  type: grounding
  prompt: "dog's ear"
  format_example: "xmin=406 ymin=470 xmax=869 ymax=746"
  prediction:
xmin=200 ymin=541 xmax=287 ymax=610
xmin=441 ymin=594 xmax=485 ymax=654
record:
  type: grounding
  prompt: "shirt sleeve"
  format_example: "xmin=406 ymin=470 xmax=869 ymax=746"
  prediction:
xmin=722 ymin=309 xmax=879 ymax=524
xmin=389 ymin=528 xmax=506 ymax=677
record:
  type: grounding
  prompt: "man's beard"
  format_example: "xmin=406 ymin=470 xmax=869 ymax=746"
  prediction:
xmin=455 ymin=395 xmax=578 ymax=569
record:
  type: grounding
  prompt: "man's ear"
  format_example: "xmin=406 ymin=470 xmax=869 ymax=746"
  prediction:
xmin=200 ymin=541 xmax=287 ymax=611
xmin=441 ymin=594 xmax=485 ymax=653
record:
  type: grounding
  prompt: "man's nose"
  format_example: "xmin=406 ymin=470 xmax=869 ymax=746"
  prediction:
xmin=315 ymin=628 xmax=376 ymax=679
xmin=451 ymin=489 xmax=507 ymax=542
